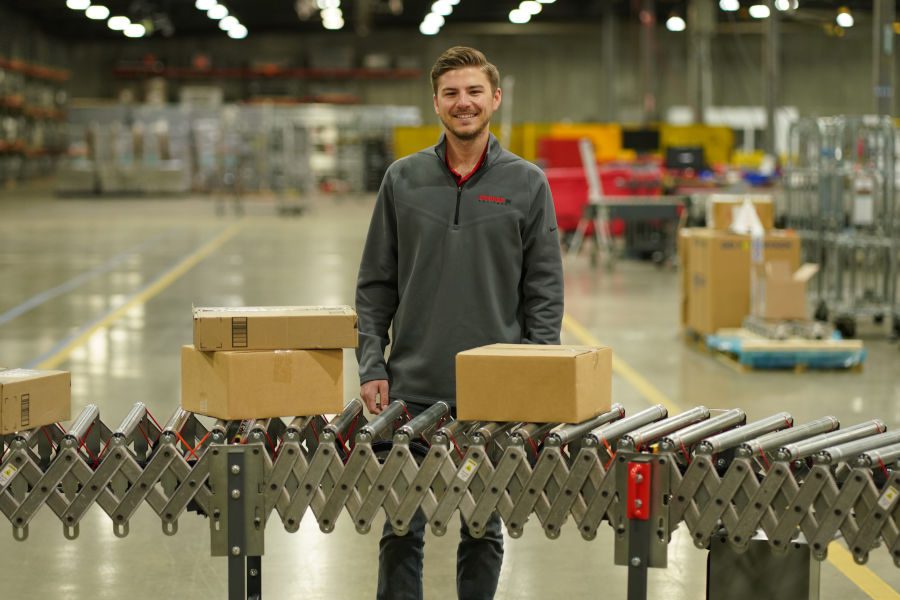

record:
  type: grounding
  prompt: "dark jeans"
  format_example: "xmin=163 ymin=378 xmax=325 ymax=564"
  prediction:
xmin=377 ymin=509 xmax=503 ymax=600
xmin=377 ymin=400 xmax=504 ymax=600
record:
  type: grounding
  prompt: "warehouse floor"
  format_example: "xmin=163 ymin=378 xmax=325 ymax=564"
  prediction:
xmin=0 ymin=189 xmax=898 ymax=599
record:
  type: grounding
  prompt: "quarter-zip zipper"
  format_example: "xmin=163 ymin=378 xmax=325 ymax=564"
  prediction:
xmin=453 ymin=184 xmax=463 ymax=226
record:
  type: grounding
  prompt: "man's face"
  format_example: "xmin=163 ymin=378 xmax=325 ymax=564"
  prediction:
xmin=433 ymin=66 xmax=501 ymax=142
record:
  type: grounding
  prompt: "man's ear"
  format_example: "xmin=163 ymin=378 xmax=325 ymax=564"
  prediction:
xmin=493 ymin=87 xmax=502 ymax=111
xmin=433 ymin=94 xmax=439 ymax=115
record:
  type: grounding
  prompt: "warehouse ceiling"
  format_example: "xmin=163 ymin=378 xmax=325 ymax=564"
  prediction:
xmin=1 ymin=0 xmax=893 ymax=40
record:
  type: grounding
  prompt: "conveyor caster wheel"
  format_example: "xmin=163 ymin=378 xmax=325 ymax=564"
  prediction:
xmin=834 ymin=315 xmax=856 ymax=339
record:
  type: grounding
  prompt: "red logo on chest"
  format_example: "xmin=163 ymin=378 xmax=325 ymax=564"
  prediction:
xmin=478 ymin=194 xmax=510 ymax=205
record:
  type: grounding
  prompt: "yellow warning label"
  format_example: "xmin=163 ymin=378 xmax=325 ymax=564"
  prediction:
xmin=877 ymin=486 xmax=898 ymax=511
xmin=458 ymin=458 xmax=478 ymax=483
xmin=0 ymin=463 xmax=17 ymax=487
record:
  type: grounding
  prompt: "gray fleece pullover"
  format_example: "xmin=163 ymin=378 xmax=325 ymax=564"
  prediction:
xmin=355 ymin=133 xmax=564 ymax=406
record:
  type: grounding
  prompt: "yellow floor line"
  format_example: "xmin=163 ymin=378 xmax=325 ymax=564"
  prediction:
xmin=561 ymin=311 xmax=899 ymax=600
xmin=37 ymin=223 xmax=243 ymax=370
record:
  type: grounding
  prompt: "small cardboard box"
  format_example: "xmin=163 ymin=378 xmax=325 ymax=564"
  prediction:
xmin=181 ymin=345 xmax=343 ymax=420
xmin=687 ymin=229 xmax=800 ymax=335
xmin=456 ymin=344 xmax=612 ymax=424
xmin=754 ymin=262 xmax=819 ymax=320
xmin=192 ymin=306 xmax=358 ymax=351
xmin=706 ymin=195 xmax=774 ymax=231
xmin=0 ymin=368 xmax=71 ymax=434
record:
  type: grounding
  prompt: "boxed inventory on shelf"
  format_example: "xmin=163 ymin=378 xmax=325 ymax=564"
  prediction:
xmin=455 ymin=344 xmax=612 ymax=424
xmin=682 ymin=229 xmax=800 ymax=335
xmin=181 ymin=346 xmax=344 ymax=420
xmin=192 ymin=306 xmax=358 ymax=351
xmin=0 ymin=368 xmax=71 ymax=434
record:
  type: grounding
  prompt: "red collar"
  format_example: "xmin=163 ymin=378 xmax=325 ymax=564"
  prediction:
xmin=446 ymin=143 xmax=488 ymax=186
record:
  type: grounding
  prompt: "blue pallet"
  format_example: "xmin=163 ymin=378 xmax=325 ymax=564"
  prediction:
xmin=705 ymin=333 xmax=867 ymax=370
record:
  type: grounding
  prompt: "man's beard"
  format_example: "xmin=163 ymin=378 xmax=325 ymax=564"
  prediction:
xmin=439 ymin=114 xmax=488 ymax=141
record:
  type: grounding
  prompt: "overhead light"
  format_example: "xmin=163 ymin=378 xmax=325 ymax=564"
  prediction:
xmin=509 ymin=8 xmax=530 ymax=23
xmin=432 ymin=1 xmax=453 ymax=16
xmin=124 ymin=23 xmax=146 ymax=38
xmin=419 ymin=21 xmax=439 ymax=35
xmin=447 ymin=0 xmax=461 ymax=4
xmin=66 ymin=0 xmax=90 ymax=9
xmin=719 ymin=0 xmax=739 ymax=11
xmin=195 ymin=0 xmax=216 ymax=9
xmin=666 ymin=15 xmax=686 ymax=31
xmin=323 ymin=18 xmax=344 ymax=29
xmin=424 ymin=12 xmax=445 ymax=27
xmin=836 ymin=8 xmax=853 ymax=28
xmin=107 ymin=16 xmax=130 ymax=30
xmin=537 ymin=0 xmax=556 ymax=3
xmin=520 ymin=1 xmax=542 ymax=15
xmin=228 ymin=24 xmax=248 ymax=38
xmin=321 ymin=7 xmax=342 ymax=20
xmin=317 ymin=0 xmax=340 ymax=8
xmin=219 ymin=15 xmax=238 ymax=30
xmin=748 ymin=4 xmax=769 ymax=18
xmin=85 ymin=5 xmax=110 ymax=19
xmin=207 ymin=4 xmax=228 ymax=19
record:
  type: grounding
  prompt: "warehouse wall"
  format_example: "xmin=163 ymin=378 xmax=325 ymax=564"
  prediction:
xmin=64 ymin=19 xmax=897 ymax=122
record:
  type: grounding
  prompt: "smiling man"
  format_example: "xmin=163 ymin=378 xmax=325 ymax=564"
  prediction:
xmin=355 ymin=46 xmax=564 ymax=600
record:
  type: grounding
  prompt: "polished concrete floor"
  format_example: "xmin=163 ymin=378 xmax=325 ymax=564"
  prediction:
xmin=0 ymin=187 xmax=898 ymax=599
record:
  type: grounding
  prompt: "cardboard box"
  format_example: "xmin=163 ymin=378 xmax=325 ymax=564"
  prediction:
xmin=754 ymin=262 xmax=819 ymax=320
xmin=678 ymin=228 xmax=694 ymax=327
xmin=456 ymin=344 xmax=612 ymax=424
xmin=687 ymin=230 xmax=800 ymax=335
xmin=706 ymin=195 xmax=774 ymax=231
xmin=181 ymin=345 xmax=343 ymax=420
xmin=192 ymin=306 xmax=358 ymax=351
xmin=0 ymin=368 xmax=71 ymax=434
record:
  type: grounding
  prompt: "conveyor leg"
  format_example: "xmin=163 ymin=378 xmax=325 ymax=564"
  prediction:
xmin=626 ymin=519 xmax=650 ymax=600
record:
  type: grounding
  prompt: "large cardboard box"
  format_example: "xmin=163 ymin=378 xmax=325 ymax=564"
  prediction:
xmin=181 ymin=345 xmax=343 ymax=419
xmin=687 ymin=230 xmax=800 ymax=335
xmin=754 ymin=262 xmax=819 ymax=321
xmin=0 ymin=368 xmax=71 ymax=434
xmin=456 ymin=344 xmax=612 ymax=424
xmin=706 ymin=195 xmax=774 ymax=231
xmin=192 ymin=306 xmax=358 ymax=351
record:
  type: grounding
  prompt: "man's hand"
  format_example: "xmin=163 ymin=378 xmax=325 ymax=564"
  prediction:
xmin=361 ymin=379 xmax=389 ymax=415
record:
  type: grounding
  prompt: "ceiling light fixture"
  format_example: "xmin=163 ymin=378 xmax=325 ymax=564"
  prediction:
xmin=228 ymin=24 xmax=248 ymax=38
xmin=107 ymin=15 xmax=130 ymax=30
xmin=520 ymin=1 xmax=542 ymax=15
xmin=85 ymin=5 xmax=110 ymax=19
xmin=124 ymin=23 xmax=146 ymax=38
xmin=207 ymin=4 xmax=228 ymax=19
xmin=509 ymin=8 xmax=530 ymax=23
xmin=432 ymin=0 xmax=453 ymax=16
xmin=419 ymin=21 xmax=439 ymax=35
xmin=836 ymin=7 xmax=853 ymax=27
xmin=719 ymin=0 xmax=739 ymax=11
xmin=666 ymin=15 xmax=686 ymax=31
xmin=195 ymin=0 xmax=216 ymax=9
xmin=748 ymin=4 xmax=770 ymax=18
xmin=219 ymin=15 xmax=239 ymax=30
xmin=66 ymin=0 xmax=91 ymax=9
xmin=537 ymin=0 xmax=555 ymax=3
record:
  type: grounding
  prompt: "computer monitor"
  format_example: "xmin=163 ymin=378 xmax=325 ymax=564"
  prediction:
xmin=665 ymin=146 xmax=707 ymax=170
xmin=622 ymin=128 xmax=660 ymax=154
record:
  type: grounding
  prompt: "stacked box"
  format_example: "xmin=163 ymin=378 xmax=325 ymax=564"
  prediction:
xmin=181 ymin=306 xmax=357 ymax=420
xmin=0 ymin=368 xmax=71 ymax=434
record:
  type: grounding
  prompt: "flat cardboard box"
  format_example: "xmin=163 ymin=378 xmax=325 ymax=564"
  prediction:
xmin=192 ymin=305 xmax=358 ymax=351
xmin=754 ymin=262 xmax=819 ymax=321
xmin=0 ymin=368 xmax=71 ymax=434
xmin=706 ymin=195 xmax=774 ymax=231
xmin=687 ymin=229 xmax=800 ymax=335
xmin=456 ymin=344 xmax=612 ymax=424
xmin=181 ymin=345 xmax=343 ymax=419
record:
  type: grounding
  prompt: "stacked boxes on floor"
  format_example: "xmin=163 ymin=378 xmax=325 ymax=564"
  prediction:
xmin=181 ymin=306 xmax=357 ymax=420
xmin=679 ymin=196 xmax=808 ymax=335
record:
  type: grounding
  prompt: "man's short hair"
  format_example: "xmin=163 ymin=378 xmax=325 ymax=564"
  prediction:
xmin=430 ymin=46 xmax=500 ymax=94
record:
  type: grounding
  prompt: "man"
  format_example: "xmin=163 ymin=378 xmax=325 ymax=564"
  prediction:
xmin=355 ymin=46 xmax=564 ymax=600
